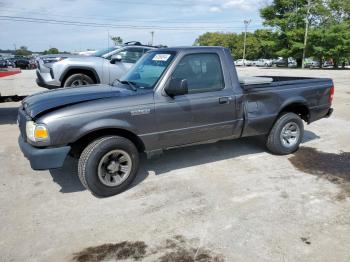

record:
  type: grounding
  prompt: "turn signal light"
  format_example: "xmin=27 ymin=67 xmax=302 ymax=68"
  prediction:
xmin=34 ymin=126 xmax=48 ymax=139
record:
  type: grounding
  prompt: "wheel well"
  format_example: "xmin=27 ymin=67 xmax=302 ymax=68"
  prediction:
xmin=61 ymin=68 xmax=99 ymax=86
xmin=279 ymin=103 xmax=310 ymax=122
xmin=69 ymin=128 xmax=145 ymax=158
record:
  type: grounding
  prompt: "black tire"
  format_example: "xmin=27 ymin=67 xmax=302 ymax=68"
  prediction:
xmin=78 ymin=136 xmax=140 ymax=197
xmin=63 ymin=73 xmax=94 ymax=87
xmin=266 ymin=112 xmax=304 ymax=155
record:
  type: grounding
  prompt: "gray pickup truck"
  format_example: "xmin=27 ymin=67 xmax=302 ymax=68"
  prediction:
xmin=18 ymin=47 xmax=334 ymax=197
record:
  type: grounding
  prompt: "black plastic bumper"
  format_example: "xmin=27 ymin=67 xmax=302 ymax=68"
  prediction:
xmin=36 ymin=77 xmax=45 ymax=88
xmin=36 ymin=70 xmax=59 ymax=89
xmin=325 ymin=108 xmax=333 ymax=118
xmin=18 ymin=136 xmax=71 ymax=170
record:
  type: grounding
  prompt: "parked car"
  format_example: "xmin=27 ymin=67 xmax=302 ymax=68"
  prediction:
xmin=18 ymin=46 xmax=334 ymax=197
xmin=273 ymin=57 xmax=297 ymax=68
xmin=323 ymin=61 xmax=334 ymax=68
xmin=6 ymin=59 xmax=15 ymax=68
xmin=6 ymin=58 xmax=17 ymax=67
xmin=234 ymin=59 xmax=252 ymax=66
xmin=28 ymin=58 xmax=37 ymax=69
xmin=14 ymin=57 xmax=30 ymax=69
xmin=0 ymin=58 xmax=7 ymax=68
xmin=255 ymin=59 xmax=273 ymax=67
xmin=36 ymin=41 xmax=158 ymax=89
xmin=304 ymin=59 xmax=320 ymax=68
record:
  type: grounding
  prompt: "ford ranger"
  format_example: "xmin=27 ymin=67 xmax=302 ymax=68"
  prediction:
xmin=18 ymin=47 xmax=334 ymax=197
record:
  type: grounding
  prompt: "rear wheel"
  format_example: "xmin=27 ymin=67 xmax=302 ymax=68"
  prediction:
xmin=78 ymin=136 xmax=140 ymax=197
xmin=64 ymin=73 xmax=94 ymax=87
xmin=266 ymin=112 xmax=304 ymax=155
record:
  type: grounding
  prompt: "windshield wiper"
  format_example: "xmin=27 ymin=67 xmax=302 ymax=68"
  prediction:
xmin=118 ymin=79 xmax=138 ymax=91
xmin=114 ymin=79 xmax=137 ymax=91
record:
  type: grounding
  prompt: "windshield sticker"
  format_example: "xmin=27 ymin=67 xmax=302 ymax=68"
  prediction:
xmin=152 ymin=54 xmax=171 ymax=61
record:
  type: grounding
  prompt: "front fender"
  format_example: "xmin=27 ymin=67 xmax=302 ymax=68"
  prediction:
xmin=58 ymin=65 xmax=101 ymax=84
xmin=73 ymin=118 xmax=137 ymax=142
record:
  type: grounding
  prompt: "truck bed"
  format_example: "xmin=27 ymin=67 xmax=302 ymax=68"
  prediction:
xmin=242 ymin=76 xmax=332 ymax=89
xmin=240 ymin=76 xmax=333 ymax=137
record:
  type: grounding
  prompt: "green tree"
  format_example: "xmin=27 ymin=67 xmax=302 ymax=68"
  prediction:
xmin=110 ymin=36 xmax=123 ymax=45
xmin=308 ymin=0 xmax=350 ymax=67
xmin=48 ymin=47 xmax=59 ymax=54
xmin=260 ymin=0 xmax=315 ymax=66
xmin=310 ymin=21 xmax=350 ymax=67
xmin=194 ymin=32 xmax=267 ymax=60
xmin=254 ymin=29 xmax=278 ymax=59
xmin=42 ymin=47 xmax=60 ymax=55
xmin=15 ymin=46 xmax=32 ymax=56
xmin=260 ymin=0 xmax=350 ymax=67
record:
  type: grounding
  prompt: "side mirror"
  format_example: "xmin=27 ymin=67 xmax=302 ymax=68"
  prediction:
xmin=165 ymin=78 xmax=188 ymax=98
xmin=110 ymin=54 xmax=122 ymax=64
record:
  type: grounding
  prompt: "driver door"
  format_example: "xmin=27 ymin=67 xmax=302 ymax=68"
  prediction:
xmin=154 ymin=52 xmax=237 ymax=148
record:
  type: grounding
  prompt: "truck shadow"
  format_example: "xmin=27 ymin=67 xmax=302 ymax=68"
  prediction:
xmin=133 ymin=130 xmax=319 ymax=185
xmin=48 ymin=130 xmax=319 ymax=194
xmin=0 ymin=107 xmax=19 ymax=125
xmin=49 ymin=156 xmax=85 ymax=193
xmin=303 ymin=129 xmax=320 ymax=142
xmin=133 ymin=137 xmax=265 ymax=187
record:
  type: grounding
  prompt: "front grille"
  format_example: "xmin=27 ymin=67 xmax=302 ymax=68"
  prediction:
xmin=18 ymin=106 xmax=28 ymax=140
xmin=50 ymin=68 xmax=54 ymax=79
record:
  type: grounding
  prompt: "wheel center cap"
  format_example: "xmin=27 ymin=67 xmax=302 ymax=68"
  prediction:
xmin=107 ymin=161 xmax=119 ymax=173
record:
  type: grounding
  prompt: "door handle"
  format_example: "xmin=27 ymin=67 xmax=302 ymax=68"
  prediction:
xmin=219 ymin=97 xmax=230 ymax=104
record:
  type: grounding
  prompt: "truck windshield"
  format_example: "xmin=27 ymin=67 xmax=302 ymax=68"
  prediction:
xmin=119 ymin=51 xmax=175 ymax=89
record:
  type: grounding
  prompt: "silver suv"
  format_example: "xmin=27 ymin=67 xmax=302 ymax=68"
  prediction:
xmin=36 ymin=42 xmax=156 ymax=89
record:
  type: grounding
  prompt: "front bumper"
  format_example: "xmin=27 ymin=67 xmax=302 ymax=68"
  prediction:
xmin=36 ymin=70 xmax=60 ymax=89
xmin=18 ymin=136 xmax=71 ymax=170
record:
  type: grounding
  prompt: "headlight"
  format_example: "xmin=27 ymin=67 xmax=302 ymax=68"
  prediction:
xmin=43 ymin=57 xmax=67 ymax=64
xmin=26 ymin=121 xmax=49 ymax=142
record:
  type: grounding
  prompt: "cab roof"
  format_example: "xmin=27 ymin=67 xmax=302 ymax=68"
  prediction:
xmin=149 ymin=46 xmax=227 ymax=52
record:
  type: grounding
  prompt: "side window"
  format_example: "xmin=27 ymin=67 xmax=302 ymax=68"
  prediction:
xmin=117 ymin=48 xmax=145 ymax=63
xmin=171 ymin=53 xmax=225 ymax=94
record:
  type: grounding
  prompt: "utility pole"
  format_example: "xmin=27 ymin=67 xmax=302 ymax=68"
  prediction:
xmin=107 ymin=30 xmax=110 ymax=48
xmin=302 ymin=0 xmax=311 ymax=69
xmin=242 ymin=19 xmax=251 ymax=66
xmin=150 ymin=31 xmax=154 ymax=46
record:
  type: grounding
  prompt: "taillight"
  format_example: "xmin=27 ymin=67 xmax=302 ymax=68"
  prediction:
xmin=329 ymin=86 xmax=334 ymax=104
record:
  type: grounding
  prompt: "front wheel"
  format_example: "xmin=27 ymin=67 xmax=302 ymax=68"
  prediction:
xmin=266 ymin=112 xmax=304 ymax=155
xmin=64 ymin=73 xmax=94 ymax=87
xmin=78 ymin=136 xmax=140 ymax=197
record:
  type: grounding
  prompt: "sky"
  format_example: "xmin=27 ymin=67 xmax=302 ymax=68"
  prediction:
xmin=0 ymin=0 xmax=268 ymax=52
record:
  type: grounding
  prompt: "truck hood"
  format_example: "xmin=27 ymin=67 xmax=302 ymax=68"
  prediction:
xmin=22 ymin=84 xmax=129 ymax=118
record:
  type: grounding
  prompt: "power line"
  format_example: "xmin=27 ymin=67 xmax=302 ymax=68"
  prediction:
xmin=0 ymin=7 xmax=262 ymax=25
xmin=0 ymin=15 xmax=261 ymax=31
xmin=105 ymin=0 xmax=192 ymax=7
